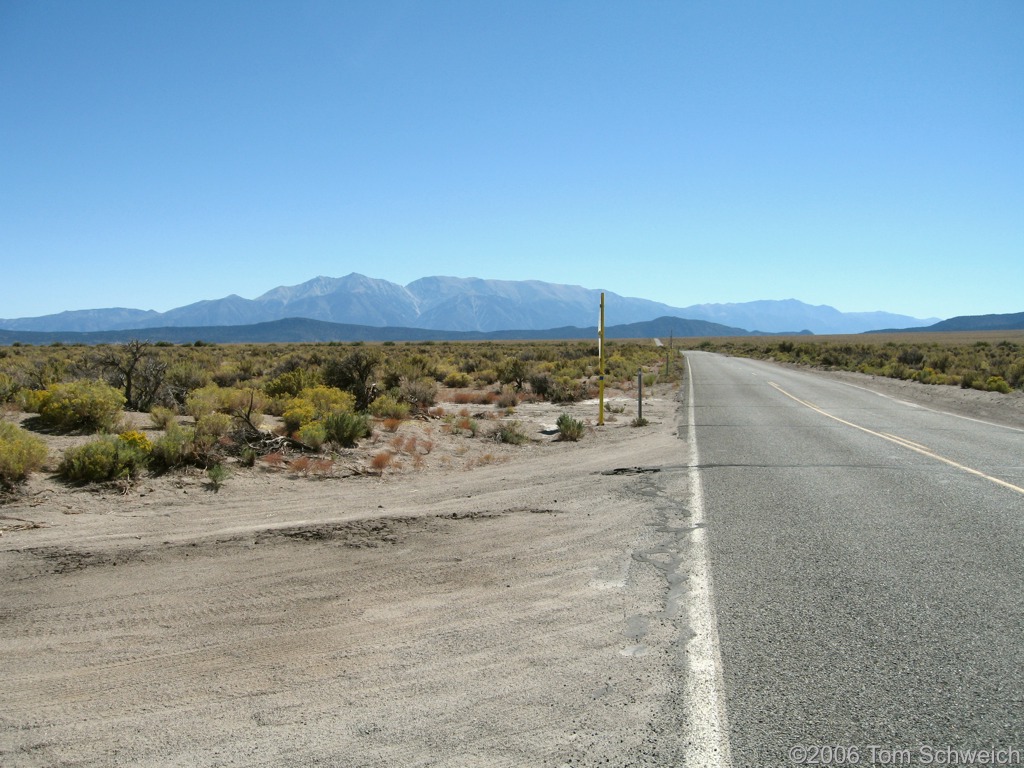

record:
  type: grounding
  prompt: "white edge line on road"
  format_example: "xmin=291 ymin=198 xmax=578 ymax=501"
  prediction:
xmin=769 ymin=381 xmax=1024 ymax=497
xmin=826 ymin=379 xmax=1024 ymax=434
xmin=684 ymin=357 xmax=734 ymax=768
xmin=728 ymin=356 xmax=1024 ymax=434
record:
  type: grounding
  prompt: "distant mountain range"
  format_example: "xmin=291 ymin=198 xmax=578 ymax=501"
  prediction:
xmin=0 ymin=273 xmax=941 ymax=337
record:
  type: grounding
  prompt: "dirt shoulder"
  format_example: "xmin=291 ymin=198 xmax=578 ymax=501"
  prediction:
xmin=1 ymin=389 xmax=695 ymax=767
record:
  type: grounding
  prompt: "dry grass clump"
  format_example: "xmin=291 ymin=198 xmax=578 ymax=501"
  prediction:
xmin=450 ymin=391 xmax=496 ymax=406
xmin=288 ymin=456 xmax=312 ymax=476
xmin=262 ymin=452 xmax=286 ymax=469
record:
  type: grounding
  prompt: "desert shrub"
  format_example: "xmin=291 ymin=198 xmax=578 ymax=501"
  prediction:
xmin=183 ymin=385 xmax=264 ymax=431
xmin=493 ymin=420 xmax=529 ymax=445
xmin=18 ymin=389 xmax=50 ymax=414
xmin=556 ymin=413 xmax=585 ymax=442
xmin=239 ymin=446 xmax=258 ymax=467
xmin=38 ymin=380 xmax=126 ymax=433
xmin=297 ymin=422 xmax=327 ymax=449
xmin=631 ymin=416 xmax=650 ymax=427
xmin=0 ymin=373 xmax=19 ymax=404
xmin=897 ymin=347 xmax=926 ymax=366
xmin=164 ymin=360 xmax=211 ymax=404
xmin=184 ymin=383 xmax=224 ymax=421
xmin=263 ymin=368 xmax=320 ymax=399
xmin=149 ymin=405 xmax=178 ymax=430
xmin=281 ymin=399 xmax=316 ymax=433
xmin=0 ymin=422 xmax=49 ymax=488
xmin=221 ymin=387 xmax=267 ymax=418
xmin=206 ymin=463 xmax=228 ymax=492
xmin=150 ymin=424 xmax=199 ymax=470
xmin=322 ymin=349 xmax=381 ymax=410
xmin=443 ymin=371 xmax=472 ymax=388
xmin=118 ymin=430 xmax=153 ymax=455
xmin=370 ymin=393 xmax=411 ymax=420
xmin=59 ymin=435 xmax=150 ymax=483
xmin=496 ymin=356 xmax=529 ymax=390
xmin=549 ymin=377 xmax=588 ymax=404
xmin=496 ymin=386 xmax=519 ymax=408
xmin=985 ymin=376 xmax=1012 ymax=394
xmin=322 ymin=410 xmax=372 ymax=447
xmin=301 ymin=385 xmax=354 ymax=415
xmin=399 ymin=377 xmax=438 ymax=411
xmin=211 ymin=366 xmax=246 ymax=387
xmin=527 ymin=372 xmax=554 ymax=399
xmin=195 ymin=412 xmax=233 ymax=440
xmin=381 ymin=353 xmax=440 ymax=390
xmin=455 ymin=416 xmax=479 ymax=437
xmin=1008 ymin=358 xmax=1024 ymax=389
xmin=474 ymin=368 xmax=498 ymax=386
xmin=282 ymin=386 xmax=355 ymax=433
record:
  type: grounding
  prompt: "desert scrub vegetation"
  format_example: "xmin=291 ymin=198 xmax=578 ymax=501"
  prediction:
xmin=0 ymin=338 xmax=671 ymax=479
xmin=368 ymin=393 xmax=411 ymax=420
xmin=556 ymin=414 xmax=586 ymax=442
xmin=0 ymin=338 xmax=671 ymax=413
xmin=688 ymin=333 xmax=1024 ymax=392
xmin=34 ymin=380 xmax=127 ymax=433
xmin=322 ymin=410 xmax=372 ymax=448
xmin=0 ymin=421 xmax=49 ymax=488
xmin=492 ymin=420 xmax=530 ymax=445
xmin=59 ymin=433 xmax=151 ymax=484
xmin=280 ymin=385 xmax=357 ymax=434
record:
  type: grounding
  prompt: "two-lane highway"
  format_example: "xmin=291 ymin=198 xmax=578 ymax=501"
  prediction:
xmin=681 ymin=351 xmax=1024 ymax=766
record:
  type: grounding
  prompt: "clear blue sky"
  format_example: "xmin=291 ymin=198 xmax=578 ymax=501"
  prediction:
xmin=2 ymin=0 xmax=1021 ymax=321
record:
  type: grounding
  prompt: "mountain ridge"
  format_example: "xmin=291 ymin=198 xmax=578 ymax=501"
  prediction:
xmin=873 ymin=311 xmax=1024 ymax=333
xmin=0 ymin=273 xmax=941 ymax=335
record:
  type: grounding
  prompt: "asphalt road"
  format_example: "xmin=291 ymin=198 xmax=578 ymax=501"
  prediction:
xmin=681 ymin=351 xmax=1024 ymax=767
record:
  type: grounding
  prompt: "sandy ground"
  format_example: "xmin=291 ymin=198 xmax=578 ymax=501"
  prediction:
xmin=1 ymin=388 xmax=697 ymax=767
xmin=1 ymin=367 xmax=1021 ymax=767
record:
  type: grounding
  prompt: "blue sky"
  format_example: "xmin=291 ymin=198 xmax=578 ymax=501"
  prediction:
xmin=2 ymin=0 xmax=1021 ymax=321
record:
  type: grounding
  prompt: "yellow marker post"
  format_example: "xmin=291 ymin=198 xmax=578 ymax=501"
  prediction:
xmin=598 ymin=292 xmax=605 ymax=425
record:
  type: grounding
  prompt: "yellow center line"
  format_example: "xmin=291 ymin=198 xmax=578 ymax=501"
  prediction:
xmin=768 ymin=381 xmax=1024 ymax=496
xmin=881 ymin=432 xmax=933 ymax=452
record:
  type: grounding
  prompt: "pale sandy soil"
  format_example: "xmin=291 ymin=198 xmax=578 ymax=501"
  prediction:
xmin=1 ymin=388 xmax=695 ymax=767
xmin=1 ymin=366 xmax=1020 ymax=767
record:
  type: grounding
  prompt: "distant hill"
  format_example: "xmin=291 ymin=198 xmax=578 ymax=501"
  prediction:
xmin=0 ymin=273 xmax=938 ymax=335
xmin=0 ymin=316 xmax=755 ymax=346
xmin=873 ymin=311 xmax=1024 ymax=333
xmin=920 ymin=311 xmax=1024 ymax=332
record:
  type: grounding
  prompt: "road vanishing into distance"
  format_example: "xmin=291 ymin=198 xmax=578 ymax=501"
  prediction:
xmin=679 ymin=351 xmax=1024 ymax=767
